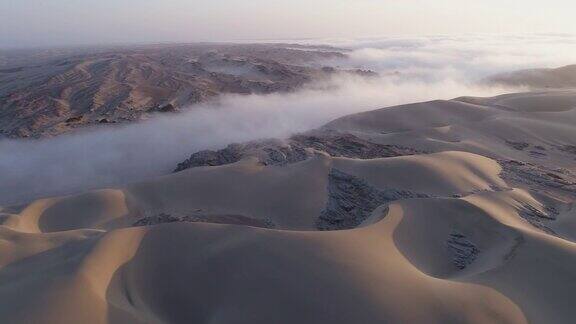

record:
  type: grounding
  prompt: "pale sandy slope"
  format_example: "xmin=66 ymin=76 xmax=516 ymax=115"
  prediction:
xmin=1 ymin=90 xmax=576 ymax=323
xmin=488 ymin=64 xmax=576 ymax=89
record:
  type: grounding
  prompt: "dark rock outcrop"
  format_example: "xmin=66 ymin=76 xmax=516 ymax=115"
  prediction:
xmin=149 ymin=104 xmax=177 ymax=113
xmin=500 ymin=159 xmax=576 ymax=193
xmin=174 ymin=132 xmax=424 ymax=172
xmin=260 ymin=143 xmax=310 ymax=166
xmin=174 ymin=144 xmax=244 ymax=171
xmin=518 ymin=204 xmax=558 ymax=234
xmin=506 ymin=141 xmax=530 ymax=151
xmin=290 ymin=132 xmax=423 ymax=159
xmin=316 ymin=169 xmax=429 ymax=230
xmin=65 ymin=115 xmax=84 ymax=124
xmin=133 ymin=212 xmax=275 ymax=229
xmin=559 ymin=145 xmax=576 ymax=155
xmin=446 ymin=230 xmax=480 ymax=270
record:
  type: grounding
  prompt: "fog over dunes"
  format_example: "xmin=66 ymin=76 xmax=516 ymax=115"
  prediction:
xmin=3 ymin=34 xmax=576 ymax=204
xmin=0 ymin=75 xmax=512 ymax=205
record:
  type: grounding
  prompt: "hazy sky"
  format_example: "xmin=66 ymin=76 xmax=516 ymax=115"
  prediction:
xmin=1 ymin=0 xmax=576 ymax=48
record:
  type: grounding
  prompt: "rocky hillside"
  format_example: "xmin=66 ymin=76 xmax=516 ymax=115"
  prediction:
xmin=0 ymin=43 xmax=355 ymax=138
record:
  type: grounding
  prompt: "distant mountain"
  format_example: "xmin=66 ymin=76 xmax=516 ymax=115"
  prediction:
xmin=0 ymin=43 xmax=353 ymax=138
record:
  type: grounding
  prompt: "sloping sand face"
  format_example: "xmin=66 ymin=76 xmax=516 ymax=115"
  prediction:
xmin=1 ymin=90 xmax=576 ymax=323
xmin=488 ymin=65 xmax=576 ymax=90
xmin=0 ymin=207 xmax=529 ymax=324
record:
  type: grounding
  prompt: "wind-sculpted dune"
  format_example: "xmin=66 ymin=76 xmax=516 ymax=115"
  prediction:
xmin=488 ymin=64 xmax=576 ymax=89
xmin=1 ymin=90 xmax=576 ymax=323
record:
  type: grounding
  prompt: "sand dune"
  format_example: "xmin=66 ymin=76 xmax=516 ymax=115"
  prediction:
xmin=1 ymin=90 xmax=576 ymax=323
xmin=488 ymin=64 xmax=576 ymax=89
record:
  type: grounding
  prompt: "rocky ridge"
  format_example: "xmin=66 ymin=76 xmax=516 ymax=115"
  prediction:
xmin=0 ymin=43 xmax=369 ymax=138
xmin=133 ymin=212 xmax=276 ymax=229
xmin=175 ymin=132 xmax=424 ymax=171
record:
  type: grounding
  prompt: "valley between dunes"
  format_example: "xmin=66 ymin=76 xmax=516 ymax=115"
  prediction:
xmin=1 ymin=90 xmax=576 ymax=323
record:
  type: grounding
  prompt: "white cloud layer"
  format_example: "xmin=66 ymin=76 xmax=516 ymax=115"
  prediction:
xmin=316 ymin=34 xmax=576 ymax=80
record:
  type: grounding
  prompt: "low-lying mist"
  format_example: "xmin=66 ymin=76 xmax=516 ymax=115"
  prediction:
xmin=0 ymin=76 xmax=516 ymax=205
xmin=4 ymin=33 xmax=573 ymax=205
